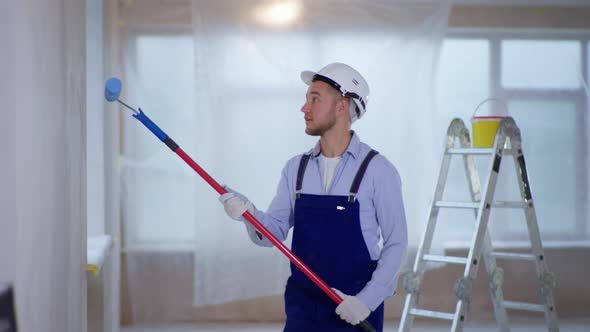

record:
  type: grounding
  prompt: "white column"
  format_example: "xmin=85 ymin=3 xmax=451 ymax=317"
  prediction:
xmin=87 ymin=0 xmax=106 ymax=238
xmin=104 ymin=0 xmax=122 ymax=330
xmin=13 ymin=0 xmax=87 ymax=331
xmin=0 ymin=0 xmax=17 ymax=286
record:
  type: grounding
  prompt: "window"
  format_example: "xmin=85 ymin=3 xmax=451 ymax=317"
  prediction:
xmin=123 ymin=28 xmax=590 ymax=245
xmin=123 ymin=32 xmax=197 ymax=244
xmin=502 ymin=40 xmax=581 ymax=89
xmin=436 ymin=31 xmax=589 ymax=241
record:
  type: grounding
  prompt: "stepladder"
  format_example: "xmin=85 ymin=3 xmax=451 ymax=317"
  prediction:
xmin=398 ymin=117 xmax=559 ymax=332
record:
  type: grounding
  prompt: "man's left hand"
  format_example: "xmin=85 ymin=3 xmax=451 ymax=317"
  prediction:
xmin=333 ymin=288 xmax=370 ymax=325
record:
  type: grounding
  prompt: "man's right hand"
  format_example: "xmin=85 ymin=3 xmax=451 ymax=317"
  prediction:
xmin=218 ymin=186 xmax=254 ymax=221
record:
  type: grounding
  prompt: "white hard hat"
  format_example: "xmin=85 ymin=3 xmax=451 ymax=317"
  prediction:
xmin=301 ymin=63 xmax=370 ymax=123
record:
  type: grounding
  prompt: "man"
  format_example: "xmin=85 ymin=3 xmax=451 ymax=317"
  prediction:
xmin=219 ymin=63 xmax=407 ymax=332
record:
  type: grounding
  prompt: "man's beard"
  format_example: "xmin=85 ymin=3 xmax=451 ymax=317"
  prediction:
xmin=305 ymin=116 xmax=336 ymax=136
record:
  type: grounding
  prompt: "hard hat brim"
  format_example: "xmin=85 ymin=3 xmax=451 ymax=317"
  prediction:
xmin=300 ymin=70 xmax=317 ymax=85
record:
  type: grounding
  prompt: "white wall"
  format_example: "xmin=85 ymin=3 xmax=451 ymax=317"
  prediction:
xmin=87 ymin=0 xmax=106 ymax=237
xmin=86 ymin=2 xmax=122 ymax=331
xmin=103 ymin=0 xmax=123 ymax=330
xmin=0 ymin=1 xmax=17 ymax=285
xmin=6 ymin=1 xmax=87 ymax=331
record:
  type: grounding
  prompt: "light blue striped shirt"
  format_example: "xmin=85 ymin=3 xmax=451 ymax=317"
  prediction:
xmin=248 ymin=131 xmax=408 ymax=311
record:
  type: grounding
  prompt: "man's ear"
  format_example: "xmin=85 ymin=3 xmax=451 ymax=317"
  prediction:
xmin=338 ymin=97 xmax=350 ymax=115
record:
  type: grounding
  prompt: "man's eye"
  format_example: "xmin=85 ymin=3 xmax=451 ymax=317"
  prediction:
xmin=312 ymin=97 xmax=319 ymax=103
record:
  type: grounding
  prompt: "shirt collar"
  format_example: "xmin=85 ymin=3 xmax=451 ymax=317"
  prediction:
xmin=310 ymin=131 xmax=361 ymax=159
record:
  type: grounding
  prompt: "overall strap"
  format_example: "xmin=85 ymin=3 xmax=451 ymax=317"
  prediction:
xmin=348 ymin=149 xmax=379 ymax=203
xmin=295 ymin=154 xmax=311 ymax=200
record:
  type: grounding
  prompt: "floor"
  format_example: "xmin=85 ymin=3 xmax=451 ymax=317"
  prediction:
xmin=122 ymin=317 xmax=590 ymax=331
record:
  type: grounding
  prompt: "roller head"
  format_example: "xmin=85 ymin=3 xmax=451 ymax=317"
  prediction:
xmin=105 ymin=78 xmax=122 ymax=102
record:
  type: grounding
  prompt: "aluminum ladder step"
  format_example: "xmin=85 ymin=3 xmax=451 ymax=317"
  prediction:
xmin=434 ymin=200 xmax=526 ymax=209
xmin=423 ymin=254 xmax=468 ymax=265
xmin=409 ymin=308 xmax=455 ymax=320
xmin=502 ymin=300 xmax=546 ymax=312
xmin=446 ymin=148 xmax=513 ymax=155
xmin=446 ymin=148 xmax=495 ymax=155
xmin=434 ymin=201 xmax=479 ymax=209
xmin=490 ymin=200 xmax=527 ymax=209
xmin=491 ymin=252 xmax=536 ymax=261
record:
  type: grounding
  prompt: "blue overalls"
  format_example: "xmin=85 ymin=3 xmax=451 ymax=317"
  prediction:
xmin=284 ymin=150 xmax=384 ymax=332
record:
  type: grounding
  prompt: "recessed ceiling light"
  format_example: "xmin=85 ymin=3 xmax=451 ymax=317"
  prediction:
xmin=254 ymin=1 xmax=301 ymax=27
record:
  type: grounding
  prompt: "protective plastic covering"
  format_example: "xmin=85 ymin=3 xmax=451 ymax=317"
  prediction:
xmin=120 ymin=0 xmax=452 ymax=311
xmin=189 ymin=0 xmax=452 ymax=306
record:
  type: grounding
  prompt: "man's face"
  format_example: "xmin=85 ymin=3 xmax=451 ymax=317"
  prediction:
xmin=300 ymin=81 xmax=342 ymax=136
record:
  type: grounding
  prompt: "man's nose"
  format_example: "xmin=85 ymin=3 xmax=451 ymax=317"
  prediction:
xmin=301 ymin=102 xmax=310 ymax=113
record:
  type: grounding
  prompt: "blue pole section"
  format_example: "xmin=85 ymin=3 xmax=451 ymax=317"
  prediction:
xmin=132 ymin=109 xmax=168 ymax=143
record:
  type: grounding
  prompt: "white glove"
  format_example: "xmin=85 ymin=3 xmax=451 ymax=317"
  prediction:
xmin=333 ymin=288 xmax=371 ymax=325
xmin=218 ymin=186 xmax=254 ymax=221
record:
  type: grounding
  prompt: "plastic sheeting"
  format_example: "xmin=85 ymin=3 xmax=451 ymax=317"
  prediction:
xmin=119 ymin=0 xmax=452 ymax=310
xmin=187 ymin=0 xmax=452 ymax=306
xmin=117 ymin=1 xmax=590 ymax=323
